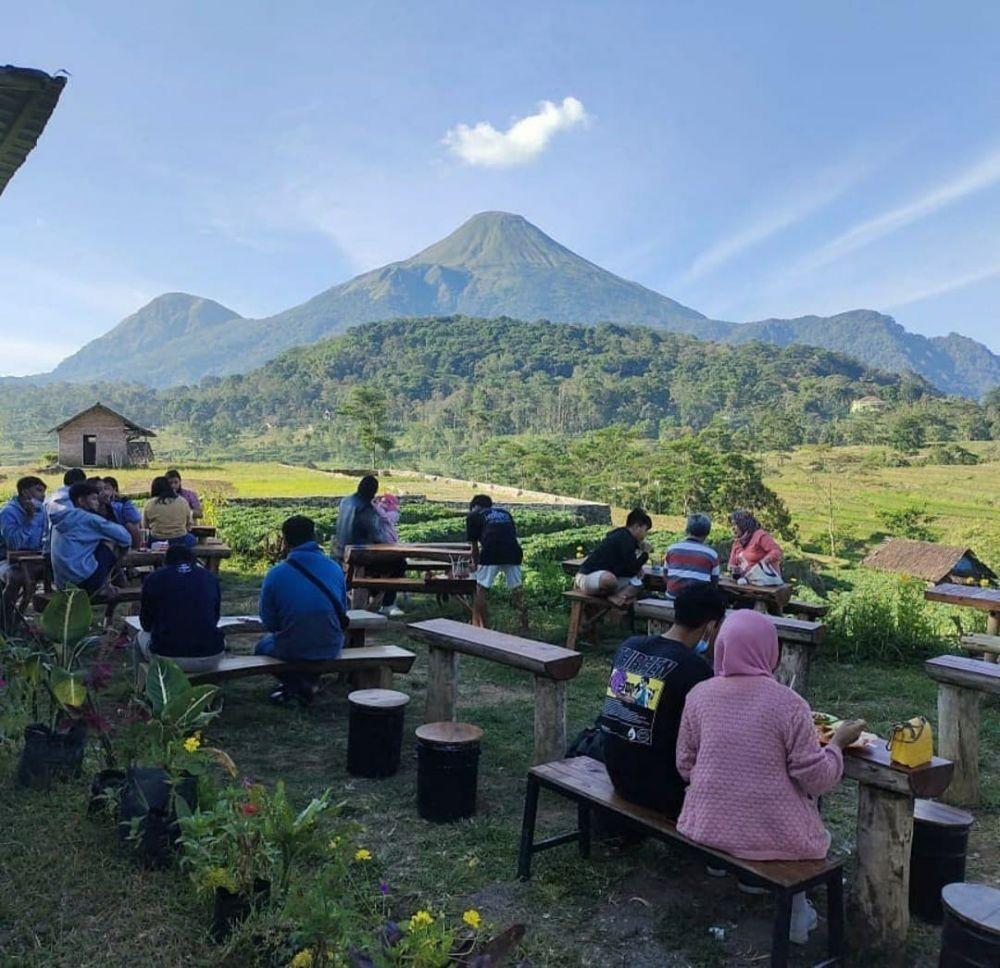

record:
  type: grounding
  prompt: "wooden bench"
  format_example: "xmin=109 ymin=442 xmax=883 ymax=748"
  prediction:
xmin=785 ymin=599 xmax=830 ymax=620
xmin=185 ymin=644 xmax=416 ymax=689
xmin=563 ymin=589 xmax=635 ymax=650
xmin=635 ymin=598 xmax=825 ymax=696
xmin=925 ymin=654 xmax=1000 ymax=806
xmin=958 ymin=633 xmax=1000 ymax=663
xmin=33 ymin=587 xmax=143 ymax=623
xmin=518 ymin=756 xmax=844 ymax=968
xmin=407 ymin=618 xmax=582 ymax=765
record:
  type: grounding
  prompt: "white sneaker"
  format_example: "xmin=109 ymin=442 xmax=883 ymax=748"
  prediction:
xmin=705 ymin=865 xmax=727 ymax=878
xmin=789 ymin=898 xmax=817 ymax=945
xmin=738 ymin=879 xmax=769 ymax=895
xmin=385 ymin=605 xmax=405 ymax=618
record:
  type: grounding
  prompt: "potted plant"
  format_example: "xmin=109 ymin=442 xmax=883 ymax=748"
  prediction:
xmin=117 ymin=655 xmax=233 ymax=868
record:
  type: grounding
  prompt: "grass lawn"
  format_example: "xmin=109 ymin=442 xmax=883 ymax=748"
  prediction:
xmin=1 ymin=569 xmax=997 ymax=967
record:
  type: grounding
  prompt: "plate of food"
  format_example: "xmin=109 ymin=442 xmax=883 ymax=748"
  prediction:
xmin=813 ymin=712 xmax=876 ymax=749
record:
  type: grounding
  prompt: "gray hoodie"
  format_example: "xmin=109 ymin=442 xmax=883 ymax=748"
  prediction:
xmin=49 ymin=505 xmax=131 ymax=588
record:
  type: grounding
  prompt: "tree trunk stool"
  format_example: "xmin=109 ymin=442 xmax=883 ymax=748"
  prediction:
xmin=347 ymin=689 xmax=410 ymax=778
xmin=939 ymin=882 xmax=1000 ymax=966
xmin=909 ymin=799 xmax=973 ymax=924
xmin=415 ymin=722 xmax=482 ymax=822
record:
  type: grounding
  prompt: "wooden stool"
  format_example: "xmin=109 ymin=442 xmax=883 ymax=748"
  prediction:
xmin=939 ymin=883 xmax=1000 ymax=966
xmin=910 ymin=799 xmax=974 ymax=923
xmin=346 ymin=689 xmax=410 ymax=778
xmin=415 ymin=722 xmax=482 ymax=822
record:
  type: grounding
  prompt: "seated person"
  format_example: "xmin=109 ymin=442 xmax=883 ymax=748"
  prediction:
xmin=136 ymin=545 xmax=224 ymax=674
xmin=166 ymin=468 xmax=203 ymax=520
xmin=371 ymin=492 xmax=406 ymax=618
xmin=1 ymin=476 xmax=47 ymax=615
xmin=574 ymin=508 xmax=653 ymax=605
xmin=466 ymin=494 xmax=524 ymax=630
xmin=257 ymin=515 xmax=349 ymax=705
xmin=103 ymin=476 xmax=141 ymax=547
xmin=598 ymin=584 xmax=727 ymax=817
xmin=664 ymin=512 xmax=720 ymax=598
xmin=331 ymin=475 xmax=382 ymax=564
xmin=143 ymin=476 xmax=196 ymax=548
xmin=43 ymin=467 xmax=85 ymax=554
xmin=49 ymin=482 xmax=132 ymax=594
xmin=728 ymin=510 xmax=783 ymax=582
xmin=676 ymin=610 xmax=865 ymax=945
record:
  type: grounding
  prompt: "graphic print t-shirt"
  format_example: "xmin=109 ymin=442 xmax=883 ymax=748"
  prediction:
xmin=598 ymin=635 xmax=712 ymax=815
xmin=466 ymin=507 xmax=523 ymax=566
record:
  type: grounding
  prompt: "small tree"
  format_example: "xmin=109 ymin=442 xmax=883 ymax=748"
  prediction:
xmin=339 ymin=386 xmax=395 ymax=470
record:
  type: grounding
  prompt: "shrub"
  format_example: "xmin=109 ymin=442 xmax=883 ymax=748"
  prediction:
xmin=876 ymin=504 xmax=938 ymax=541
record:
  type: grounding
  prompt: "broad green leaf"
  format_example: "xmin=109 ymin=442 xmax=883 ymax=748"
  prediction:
xmin=40 ymin=587 xmax=93 ymax=648
xmin=51 ymin=668 xmax=88 ymax=707
xmin=162 ymin=684 xmax=219 ymax=730
xmin=144 ymin=656 xmax=191 ymax=715
xmin=17 ymin=656 xmax=44 ymax=685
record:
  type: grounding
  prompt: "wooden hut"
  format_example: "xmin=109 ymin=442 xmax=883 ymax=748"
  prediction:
xmin=50 ymin=403 xmax=156 ymax=468
xmin=863 ymin=538 xmax=997 ymax=586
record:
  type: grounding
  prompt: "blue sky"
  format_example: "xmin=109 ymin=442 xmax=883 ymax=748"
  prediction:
xmin=3 ymin=0 xmax=999 ymax=375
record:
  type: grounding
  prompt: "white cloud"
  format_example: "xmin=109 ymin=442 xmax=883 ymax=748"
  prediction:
xmin=797 ymin=146 xmax=1000 ymax=273
xmin=443 ymin=97 xmax=589 ymax=167
xmin=879 ymin=258 xmax=1000 ymax=310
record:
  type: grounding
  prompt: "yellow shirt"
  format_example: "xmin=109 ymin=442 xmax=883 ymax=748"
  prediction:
xmin=142 ymin=497 xmax=193 ymax=539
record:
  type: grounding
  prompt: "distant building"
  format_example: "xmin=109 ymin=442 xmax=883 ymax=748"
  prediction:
xmin=863 ymin=538 xmax=997 ymax=586
xmin=50 ymin=403 xmax=156 ymax=468
xmin=850 ymin=395 xmax=890 ymax=414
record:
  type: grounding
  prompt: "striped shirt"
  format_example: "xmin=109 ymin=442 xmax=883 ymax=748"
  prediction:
xmin=665 ymin=539 xmax=720 ymax=597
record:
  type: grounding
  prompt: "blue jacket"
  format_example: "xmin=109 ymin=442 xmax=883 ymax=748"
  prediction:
xmin=49 ymin=505 xmax=131 ymax=588
xmin=140 ymin=561 xmax=224 ymax=658
xmin=112 ymin=498 xmax=142 ymax=526
xmin=0 ymin=496 xmax=45 ymax=555
xmin=259 ymin=541 xmax=347 ymax=660
xmin=332 ymin=493 xmax=381 ymax=562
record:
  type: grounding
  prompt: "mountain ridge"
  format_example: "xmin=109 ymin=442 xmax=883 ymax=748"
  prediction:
xmin=38 ymin=211 xmax=1000 ymax=397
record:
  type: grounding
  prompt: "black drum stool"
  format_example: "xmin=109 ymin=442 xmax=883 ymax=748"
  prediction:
xmin=910 ymin=798 xmax=974 ymax=923
xmin=415 ymin=722 xmax=482 ymax=822
xmin=346 ymin=689 xmax=410 ymax=778
xmin=939 ymin=882 xmax=1000 ymax=967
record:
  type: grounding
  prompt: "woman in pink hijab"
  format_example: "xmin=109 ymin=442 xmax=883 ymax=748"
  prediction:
xmin=675 ymin=610 xmax=864 ymax=944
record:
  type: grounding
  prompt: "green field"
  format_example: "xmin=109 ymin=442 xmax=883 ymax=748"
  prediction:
xmin=1 ymin=448 xmax=999 ymax=966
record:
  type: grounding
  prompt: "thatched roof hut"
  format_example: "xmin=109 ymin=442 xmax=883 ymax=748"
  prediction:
xmin=863 ymin=538 xmax=997 ymax=585
xmin=0 ymin=66 xmax=67 ymax=197
xmin=50 ymin=403 xmax=156 ymax=468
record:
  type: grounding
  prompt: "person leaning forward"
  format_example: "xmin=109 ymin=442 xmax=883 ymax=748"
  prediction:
xmin=574 ymin=508 xmax=653 ymax=606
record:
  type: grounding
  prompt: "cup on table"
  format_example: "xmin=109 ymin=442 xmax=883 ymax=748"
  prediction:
xmin=140 ymin=529 xmax=151 ymax=549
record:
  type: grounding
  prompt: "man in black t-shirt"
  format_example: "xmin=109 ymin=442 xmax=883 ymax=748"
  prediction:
xmin=466 ymin=494 xmax=523 ymax=629
xmin=598 ymin=583 xmax=727 ymax=817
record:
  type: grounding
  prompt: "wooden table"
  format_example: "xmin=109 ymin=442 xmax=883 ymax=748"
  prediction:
xmin=126 ymin=542 xmax=232 ymax=574
xmin=925 ymin=582 xmax=1000 ymax=637
xmin=634 ymin=597 xmax=824 ymax=695
xmin=560 ymin=559 xmax=792 ymax=614
xmin=345 ymin=543 xmax=474 ymax=609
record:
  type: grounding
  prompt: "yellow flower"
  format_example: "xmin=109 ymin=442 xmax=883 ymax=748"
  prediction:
xmin=183 ymin=735 xmax=201 ymax=753
xmin=289 ymin=950 xmax=314 ymax=968
xmin=408 ymin=909 xmax=435 ymax=930
xmin=462 ymin=909 xmax=482 ymax=930
xmin=328 ymin=836 xmax=342 ymax=851
xmin=354 ymin=847 xmax=372 ymax=863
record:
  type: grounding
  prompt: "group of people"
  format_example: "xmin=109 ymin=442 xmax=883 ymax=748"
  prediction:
xmin=0 ymin=467 xmax=204 ymax=613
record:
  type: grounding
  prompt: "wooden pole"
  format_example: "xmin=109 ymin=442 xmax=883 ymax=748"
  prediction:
xmin=987 ymin=611 xmax=999 ymax=637
xmin=937 ymin=683 xmax=982 ymax=806
xmin=774 ymin=642 xmax=810 ymax=696
xmin=851 ymin=784 xmax=913 ymax=962
xmin=424 ymin=647 xmax=458 ymax=724
xmin=533 ymin=677 xmax=566 ymax=765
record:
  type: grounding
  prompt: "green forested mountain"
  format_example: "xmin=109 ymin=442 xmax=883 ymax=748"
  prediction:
xmin=34 ymin=212 xmax=1000 ymax=396
xmin=3 ymin=317 xmax=994 ymax=465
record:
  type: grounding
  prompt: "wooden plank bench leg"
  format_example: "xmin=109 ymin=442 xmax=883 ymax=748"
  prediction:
xmin=533 ymin=677 xmax=567 ymax=765
xmin=851 ymin=785 xmax=913 ymax=961
xmin=425 ymin=646 xmax=458 ymax=723
xmin=774 ymin=640 xmax=811 ymax=696
xmin=517 ymin=774 xmax=541 ymax=880
xmin=577 ymin=802 xmax=591 ymax=859
xmin=770 ymin=891 xmax=793 ymax=968
xmin=938 ymin=682 xmax=982 ymax=806
xmin=565 ymin=598 xmax=584 ymax=651
xmin=827 ymin=868 xmax=845 ymax=964
xmin=346 ymin=628 xmax=367 ymax=649
xmin=352 ymin=663 xmax=393 ymax=690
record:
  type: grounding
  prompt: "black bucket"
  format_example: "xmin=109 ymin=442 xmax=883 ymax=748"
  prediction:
xmin=347 ymin=690 xmax=409 ymax=779
xmin=15 ymin=722 xmax=87 ymax=789
xmin=939 ymin=883 xmax=1000 ymax=967
xmin=417 ymin=737 xmax=480 ymax=822
xmin=910 ymin=802 xmax=973 ymax=924
xmin=211 ymin=878 xmax=271 ymax=942
xmin=117 ymin=766 xmax=198 ymax=868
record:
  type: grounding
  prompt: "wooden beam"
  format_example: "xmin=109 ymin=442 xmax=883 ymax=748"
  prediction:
xmin=424 ymin=646 xmax=458 ymax=723
xmin=635 ymin=598 xmax=825 ymax=644
xmin=937 ymin=683 xmax=983 ymax=807
xmin=925 ymin=655 xmax=1000 ymax=695
xmin=533 ymin=678 xmax=566 ymax=765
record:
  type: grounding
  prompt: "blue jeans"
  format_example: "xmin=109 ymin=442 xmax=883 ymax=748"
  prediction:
xmin=167 ymin=533 xmax=198 ymax=549
xmin=80 ymin=544 xmax=118 ymax=594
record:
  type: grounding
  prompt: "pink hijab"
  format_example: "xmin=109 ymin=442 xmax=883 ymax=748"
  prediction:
xmin=713 ymin=610 xmax=779 ymax=678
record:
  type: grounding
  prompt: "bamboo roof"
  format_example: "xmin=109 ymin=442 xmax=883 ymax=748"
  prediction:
xmin=50 ymin=402 xmax=156 ymax=437
xmin=0 ymin=66 xmax=67 ymax=197
xmin=862 ymin=538 xmax=997 ymax=584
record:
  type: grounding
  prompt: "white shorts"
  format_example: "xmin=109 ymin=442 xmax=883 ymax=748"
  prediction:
xmin=573 ymin=571 xmax=634 ymax=595
xmin=475 ymin=564 xmax=523 ymax=590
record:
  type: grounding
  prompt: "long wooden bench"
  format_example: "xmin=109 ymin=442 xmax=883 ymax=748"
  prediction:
xmin=33 ymin=587 xmax=143 ymax=623
xmin=785 ymin=599 xmax=830 ymax=620
xmin=186 ymin=645 xmax=416 ymax=689
xmin=925 ymin=654 xmax=1000 ymax=806
xmin=407 ymin=618 xmax=582 ymax=765
xmin=563 ymin=589 xmax=635 ymax=650
xmin=635 ymin=597 xmax=825 ymax=696
xmin=518 ymin=756 xmax=844 ymax=968
xmin=959 ymin=632 xmax=1000 ymax=663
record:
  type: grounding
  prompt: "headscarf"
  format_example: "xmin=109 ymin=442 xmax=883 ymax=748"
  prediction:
xmin=375 ymin=493 xmax=400 ymax=515
xmin=713 ymin=610 xmax=779 ymax=678
xmin=730 ymin=509 xmax=760 ymax=548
